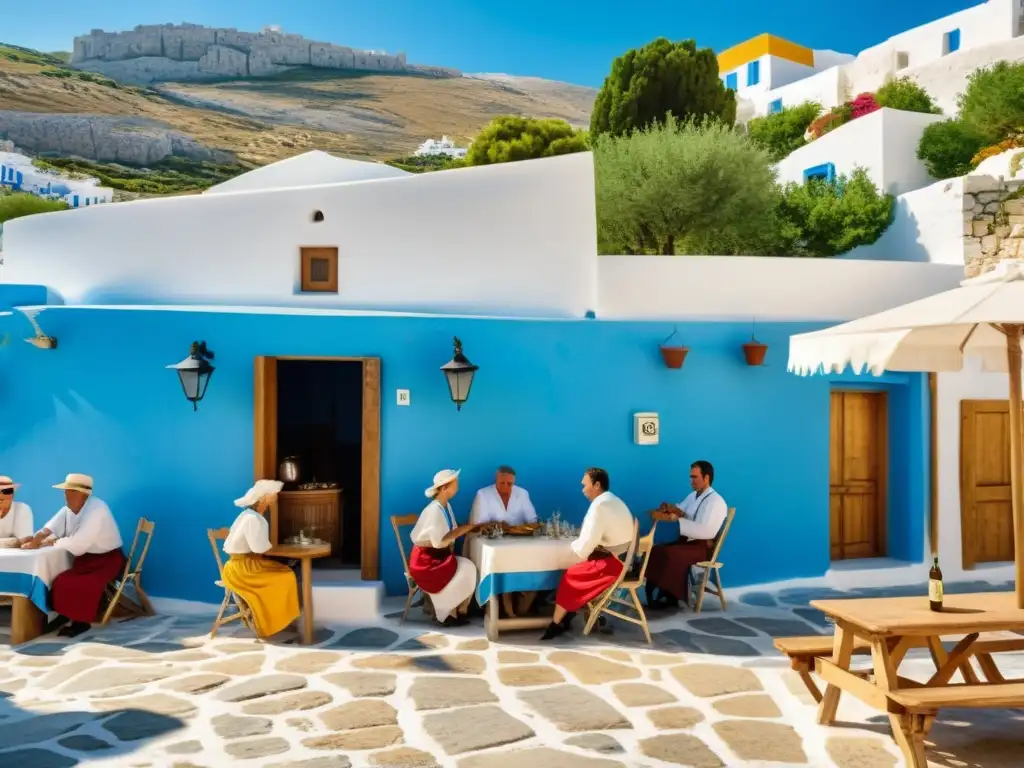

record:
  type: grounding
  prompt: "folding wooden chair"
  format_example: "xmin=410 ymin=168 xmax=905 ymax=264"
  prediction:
xmin=690 ymin=507 xmax=735 ymax=613
xmin=100 ymin=517 xmax=156 ymax=625
xmin=391 ymin=513 xmax=427 ymax=624
xmin=583 ymin=518 xmax=654 ymax=643
xmin=207 ymin=527 xmax=254 ymax=638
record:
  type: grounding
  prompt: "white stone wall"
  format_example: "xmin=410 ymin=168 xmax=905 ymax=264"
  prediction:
xmin=775 ymin=108 xmax=944 ymax=196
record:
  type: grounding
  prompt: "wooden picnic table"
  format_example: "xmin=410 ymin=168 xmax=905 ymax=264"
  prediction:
xmin=812 ymin=591 xmax=1024 ymax=767
xmin=267 ymin=542 xmax=331 ymax=644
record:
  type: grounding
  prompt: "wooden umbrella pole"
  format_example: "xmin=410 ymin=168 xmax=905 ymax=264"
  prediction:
xmin=1005 ymin=325 xmax=1024 ymax=608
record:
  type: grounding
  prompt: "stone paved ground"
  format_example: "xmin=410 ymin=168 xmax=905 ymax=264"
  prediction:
xmin=0 ymin=580 xmax=1022 ymax=767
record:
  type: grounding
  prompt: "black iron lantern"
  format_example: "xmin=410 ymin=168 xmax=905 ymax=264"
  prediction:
xmin=441 ymin=336 xmax=478 ymax=411
xmin=167 ymin=341 xmax=215 ymax=411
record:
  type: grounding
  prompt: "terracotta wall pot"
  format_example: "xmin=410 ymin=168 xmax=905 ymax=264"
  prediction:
xmin=660 ymin=346 xmax=689 ymax=368
xmin=742 ymin=341 xmax=768 ymax=366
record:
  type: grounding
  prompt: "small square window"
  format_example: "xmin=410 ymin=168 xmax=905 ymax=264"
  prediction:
xmin=300 ymin=246 xmax=339 ymax=292
xmin=803 ymin=162 xmax=836 ymax=184
xmin=769 ymin=99 xmax=783 ymax=114
xmin=747 ymin=60 xmax=760 ymax=87
xmin=725 ymin=72 xmax=738 ymax=90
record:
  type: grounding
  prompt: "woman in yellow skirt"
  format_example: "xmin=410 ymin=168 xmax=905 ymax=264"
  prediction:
xmin=222 ymin=479 xmax=300 ymax=638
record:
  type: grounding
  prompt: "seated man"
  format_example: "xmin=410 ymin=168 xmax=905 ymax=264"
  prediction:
xmin=21 ymin=473 xmax=125 ymax=638
xmin=0 ymin=476 xmax=33 ymax=541
xmin=470 ymin=465 xmax=539 ymax=616
xmin=645 ymin=460 xmax=727 ymax=610
xmin=541 ymin=467 xmax=635 ymax=641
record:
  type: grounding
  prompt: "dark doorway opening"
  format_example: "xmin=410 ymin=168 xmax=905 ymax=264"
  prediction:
xmin=276 ymin=360 xmax=363 ymax=569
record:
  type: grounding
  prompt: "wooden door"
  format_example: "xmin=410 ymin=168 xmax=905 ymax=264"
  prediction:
xmin=961 ymin=400 xmax=1015 ymax=568
xmin=830 ymin=391 xmax=888 ymax=560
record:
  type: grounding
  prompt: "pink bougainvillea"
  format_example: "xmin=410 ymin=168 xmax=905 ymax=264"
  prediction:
xmin=850 ymin=92 xmax=881 ymax=119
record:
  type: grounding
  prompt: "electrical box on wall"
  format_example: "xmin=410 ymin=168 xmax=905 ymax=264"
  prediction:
xmin=634 ymin=412 xmax=659 ymax=445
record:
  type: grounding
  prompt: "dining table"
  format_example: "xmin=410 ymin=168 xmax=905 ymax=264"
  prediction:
xmin=811 ymin=591 xmax=1024 ymax=766
xmin=267 ymin=542 xmax=331 ymax=644
xmin=465 ymin=532 xmax=579 ymax=641
xmin=0 ymin=546 xmax=72 ymax=644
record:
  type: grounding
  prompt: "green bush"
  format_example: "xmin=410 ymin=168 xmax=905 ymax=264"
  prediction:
xmin=958 ymin=61 xmax=1024 ymax=143
xmin=593 ymin=116 xmax=780 ymax=255
xmin=746 ymin=102 xmax=822 ymax=161
xmin=32 ymin=156 xmax=248 ymax=195
xmin=385 ymin=154 xmax=466 ymax=173
xmin=875 ymin=77 xmax=941 ymax=114
xmin=0 ymin=193 xmax=69 ymax=224
xmin=465 ymin=116 xmax=588 ymax=166
xmin=775 ymin=168 xmax=895 ymax=257
xmin=917 ymin=119 xmax=986 ymax=178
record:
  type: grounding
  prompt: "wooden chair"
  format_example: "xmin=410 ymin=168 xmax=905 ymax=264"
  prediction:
xmin=100 ymin=517 xmax=156 ymax=625
xmin=688 ymin=507 xmax=735 ymax=613
xmin=391 ymin=513 xmax=425 ymax=625
xmin=207 ymin=527 xmax=254 ymax=638
xmin=583 ymin=519 xmax=656 ymax=645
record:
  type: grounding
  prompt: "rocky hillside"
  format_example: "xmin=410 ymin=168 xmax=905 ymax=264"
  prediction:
xmin=0 ymin=38 xmax=596 ymax=174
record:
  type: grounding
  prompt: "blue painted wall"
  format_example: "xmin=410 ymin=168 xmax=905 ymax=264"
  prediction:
xmin=0 ymin=305 xmax=930 ymax=602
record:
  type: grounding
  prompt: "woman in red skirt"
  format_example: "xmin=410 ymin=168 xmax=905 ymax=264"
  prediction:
xmin=409 ymin=469 xmax=478 ymax=627
xmin=542 ymin=467 xmax=636 ymax=640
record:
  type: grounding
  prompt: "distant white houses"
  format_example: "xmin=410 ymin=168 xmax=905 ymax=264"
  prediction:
xmin=722 ymin=0 xmax=1024 ymax=122
xmin=414 ymin=136 xmax=468 ymax=159
xmin=0 ymin=149 xmax=113 ymax=209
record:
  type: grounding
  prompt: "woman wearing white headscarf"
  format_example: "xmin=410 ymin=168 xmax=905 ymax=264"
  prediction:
xmin=222 ymin=479 xmax=300 ymax=638
xmin=409 ymin=469 xmax=478 ymax=626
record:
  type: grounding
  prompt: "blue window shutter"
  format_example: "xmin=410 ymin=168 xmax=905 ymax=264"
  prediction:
xmin=769 ymin=99 xmax=783 ymax=114
xmin=725 ymin=72 xmax=738 ymax=90
xmin=947 ymin=29 xmax=960 ymax=54
xmin=803 ymin=162 xmax=836 ymax=183
xmin=747 ymin=60 xmax=760 ymax=87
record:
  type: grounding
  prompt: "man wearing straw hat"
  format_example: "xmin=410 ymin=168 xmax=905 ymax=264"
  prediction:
xmin=21 ymin=473 xmax=124 ymax=638
xmin=0 ymin=476 xmax=33 ymax=542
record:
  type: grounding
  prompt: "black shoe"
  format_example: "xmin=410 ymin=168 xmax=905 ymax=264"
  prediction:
xmin=540 ymin=621 xmax=566 ymax=641
xmin=598 ymin=616 xmax=614 ymax=635
xmin=45 ymin=615 xmax=70 ymax=634
xmin=442 ymin=615 xmax=469 ymax=627
xmin=58 ymin=621 xmax=91 ymax=638
xmin=560 ymin=611 xmax=577 ymax=629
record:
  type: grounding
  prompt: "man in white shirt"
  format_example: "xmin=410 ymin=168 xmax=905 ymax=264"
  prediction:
xmin=541 ymin=467 xmax=635 ymax=641
xmin=645 ymin=460 xmax=727 ymax=610
xmin=21 ymin=473 xmax=125 ymax=638
xmin=0 ymin=476 xmax=33 ymax=541
xmin=470 ymin=465 xmax=539 ymax=617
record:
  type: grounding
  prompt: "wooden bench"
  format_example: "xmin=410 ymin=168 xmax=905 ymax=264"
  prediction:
xmin=774 ymin=632 xmax=1024 ymax=702
xmin=887 ymin=683 xmax=1024 ymax=767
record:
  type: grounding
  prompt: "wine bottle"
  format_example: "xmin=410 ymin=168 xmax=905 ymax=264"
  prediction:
xmin=928 ymin=557 xmax=943 ymax=611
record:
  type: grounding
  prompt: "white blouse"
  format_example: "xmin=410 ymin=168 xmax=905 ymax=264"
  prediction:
xmin=470 ymin=485 xmax=538 ymax=526
xmin=410 ymin=500 xmax=457 ymax=549
xmin=44 ymin=497 xmax=123 ymax=557
xmin=0 ymin=501 xmax=33 ymax=540
xmin=572 ymin=491 xmax=635 ymax=560
xmin=675 ymin=487 xmax=728 ymax=541
xmin=223 ymin=509 xmax=273 ymax=555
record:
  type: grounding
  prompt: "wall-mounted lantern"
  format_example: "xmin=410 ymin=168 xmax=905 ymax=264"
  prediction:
xmin=441 ymin=336 xmax=478 ymax=411
xmin=167 ymin=341 xmax=215 ymax=411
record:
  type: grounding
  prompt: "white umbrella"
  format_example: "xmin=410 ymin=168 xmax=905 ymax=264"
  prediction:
xmin=788 ymin=259 xmax=1024 ymax=607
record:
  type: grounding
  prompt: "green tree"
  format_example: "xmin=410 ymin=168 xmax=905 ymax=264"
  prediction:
xmin=874 ymin=77 xmax=942 ymax=114
xmin=0 ymin=192 xmax=69 ymax=224
xmin=958 ymin=61 xmax=1024 ymax=143
xmin=593 ymin=116 xmax=779 ymax=255
xmin=917 ymin=119 xmax=986 ymax=178
xmin=464 ymin=116 xmax=588 ymax=166
xmin=590 ymin=38 xmax=736 ymax=138
xmin=746 ymin=102 xmax=822 ymax=162
xmin=775 ymin=168 xmax=894 ymax=257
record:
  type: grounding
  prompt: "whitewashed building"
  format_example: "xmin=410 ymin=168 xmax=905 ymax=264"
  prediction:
xmin=0 ymin=150 xmax=113 ymax=208
xmin=724 ymin=0 xmax=1024 ymax=123
xmin=414 ymin=136 xmax=468 ymax=159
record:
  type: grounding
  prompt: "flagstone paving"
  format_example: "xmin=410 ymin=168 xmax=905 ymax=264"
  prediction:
xmin=0 ymin=581 xmax=1022 ymax=767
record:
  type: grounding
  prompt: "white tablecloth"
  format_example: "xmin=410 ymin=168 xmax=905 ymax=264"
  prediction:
xmin=0 ymin=547 xmax=73 ymax=613
xmin=466 ymin=535 xmax=579 ymax=605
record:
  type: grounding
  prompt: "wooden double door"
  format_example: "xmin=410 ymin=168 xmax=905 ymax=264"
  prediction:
xmin=960 ymin=400 xmax=1016 ymax=568
xmin=829 ymin=391 xmax=888 ymax=560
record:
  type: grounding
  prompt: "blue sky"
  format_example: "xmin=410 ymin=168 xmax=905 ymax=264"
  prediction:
xmin=5 ymin=0 xmax=981 ymax=86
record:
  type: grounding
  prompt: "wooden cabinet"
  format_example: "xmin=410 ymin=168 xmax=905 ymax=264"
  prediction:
xmin=278 ymin=489 xmax=343 ymax=553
